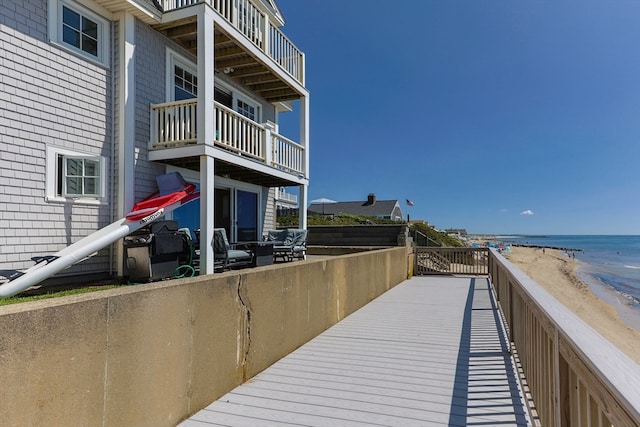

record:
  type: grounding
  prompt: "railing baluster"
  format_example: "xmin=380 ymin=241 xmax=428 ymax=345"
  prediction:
xmin=150 ymin=100 xmax=304 ymax=173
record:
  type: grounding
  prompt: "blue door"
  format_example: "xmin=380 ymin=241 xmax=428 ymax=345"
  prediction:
xmin=236 ymin=190 xmax=258 ymax=242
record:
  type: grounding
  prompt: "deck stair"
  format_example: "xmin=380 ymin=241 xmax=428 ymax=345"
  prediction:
xmin=416 ymin=250 xmax=451 ymax=273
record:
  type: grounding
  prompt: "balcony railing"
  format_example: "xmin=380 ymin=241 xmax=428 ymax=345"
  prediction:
xmin=276 ymin=189 xmax=297 ymax=204
xmin=150 ymin=99 xmax=305 ymax=176
xmin=160 ymin=0 xmax=304 ymax=85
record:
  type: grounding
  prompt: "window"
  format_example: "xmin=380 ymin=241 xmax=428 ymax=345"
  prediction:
xmin=174 ymin=64 xmax=198 ymax=100
xmin=237 ymin=100 xmax=257 ymax=121
xmin=47 ymin=146 xmax=107 ymax=203
xmin=62 ymin=6 xmax=98 ymax=57
xmin=49 ymin=0 xmax=110 ymax=65
xmin=58 ymin=156 xmax=101 ymax=197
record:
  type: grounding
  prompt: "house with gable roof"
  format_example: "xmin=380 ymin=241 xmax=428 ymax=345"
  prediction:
xmin=309 ymin=194 xmax=404 ymax=221
xmin=0 ymin=0 xmax=309 ymax=281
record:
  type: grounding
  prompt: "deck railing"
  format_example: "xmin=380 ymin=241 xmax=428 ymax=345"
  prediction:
xmin=487 ymin=249 xmax=640 ymax=426
xmin=214 ymin=103 xmax=264 ymax=160
xmin=272 ymin=134 xmax=304 ymax=175
xmin=414 ymin=247 xmax=489 ymax=276
xmin=150 ymin=100 xmax=305 ymax=175
xmin=160 ymin=0 xmax=304 ymax=84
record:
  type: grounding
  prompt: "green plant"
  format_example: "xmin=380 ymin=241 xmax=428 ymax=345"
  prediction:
xmin=0 ymin=285 xmax=123 ymax=306
xmin=410 ymin=223 xmax=464 ymax=247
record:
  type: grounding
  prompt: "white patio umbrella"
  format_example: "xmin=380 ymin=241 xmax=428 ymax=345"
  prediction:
xmin=310 ymin=198 xmax=337 ymax=214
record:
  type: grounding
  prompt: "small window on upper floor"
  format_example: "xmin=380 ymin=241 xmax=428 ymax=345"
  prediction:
xmin=62 ymin=6 xmax=99 ymax=57
xmin=174 ymin=64 xmax=198 ymax=100
xmin=237 ymin=99 xmax=257 ymax=121
xmin=49 ymin=0 xmax=110 ymax=66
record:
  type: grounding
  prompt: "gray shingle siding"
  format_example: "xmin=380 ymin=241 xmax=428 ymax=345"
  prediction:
xmin=133 ymin=19 xmax=167 ymax=199
xmin=0 ymin=0 xmax=113 ymax=273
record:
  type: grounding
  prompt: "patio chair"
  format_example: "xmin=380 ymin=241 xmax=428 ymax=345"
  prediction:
xmin=267 ymin=228 xmax=307 ymax=262
xmin=213 ymin=228 xmax=253 ymax=269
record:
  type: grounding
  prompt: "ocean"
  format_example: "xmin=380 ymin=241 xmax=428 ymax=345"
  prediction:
xmin=496 ymin=235 xmax=640 ymax=330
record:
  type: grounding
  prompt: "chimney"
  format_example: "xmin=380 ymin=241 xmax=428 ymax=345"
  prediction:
xmin=367 ymin=193 xmax=376 ymax=205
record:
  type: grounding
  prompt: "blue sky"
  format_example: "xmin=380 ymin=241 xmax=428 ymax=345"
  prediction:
xmin=277 ymin=1 xmax=640 ymax=235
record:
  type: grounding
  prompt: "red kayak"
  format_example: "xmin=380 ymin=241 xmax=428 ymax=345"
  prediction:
xmin=126 ymin=183 xmax=197 ymax=221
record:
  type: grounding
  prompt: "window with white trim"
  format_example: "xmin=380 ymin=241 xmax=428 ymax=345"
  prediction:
xmin=58 ymin=156 xmax=101 ymax=197
xmin=237 ymin=99 xmax=257 ymax=121
xmin=174 ymin=64 xmax=198 ymax=100
xmin=49 ymin=0 xmax=110 ymax=65
xmin=46 ymin=146 xmax=107 ymax=203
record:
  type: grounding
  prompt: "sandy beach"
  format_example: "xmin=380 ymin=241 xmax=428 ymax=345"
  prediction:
xmin=502 ymin=246 xmax=640 ymax=364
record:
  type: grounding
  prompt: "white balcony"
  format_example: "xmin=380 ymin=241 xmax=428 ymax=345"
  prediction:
xmin=150 ymin=99 xmax=305 ymax=178
xmin=158 ymin=0 xmax=304 ymax=88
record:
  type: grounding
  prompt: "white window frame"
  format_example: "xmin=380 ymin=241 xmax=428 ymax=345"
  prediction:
xmin=216 ymin=79 xmax=262 ymax=122
xmin=48 ymin=0 xmax=111 ymax=67
xmin=46 ymin=146 xmax=108 ymax=205
xmin=166 ymin=48 xmax=262 ymax=120
xmin=164 ymin=166 xmax=264 ymax=240
xmin=166 ymin=49 xmax=198 ymax=101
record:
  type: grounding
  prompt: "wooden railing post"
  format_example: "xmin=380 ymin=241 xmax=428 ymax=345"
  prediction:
xmin=149 ymin=105 xmax=157 ymax=150
xmin=264 ymin=121 xmax=275 ymax=166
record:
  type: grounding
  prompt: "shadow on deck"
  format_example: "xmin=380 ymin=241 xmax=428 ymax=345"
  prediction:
xmin=180 ymin=276 xmax=529 ymax=426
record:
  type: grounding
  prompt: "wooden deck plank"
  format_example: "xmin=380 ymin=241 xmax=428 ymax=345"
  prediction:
xmin=180 ymin=276 xmax=530 ymax=426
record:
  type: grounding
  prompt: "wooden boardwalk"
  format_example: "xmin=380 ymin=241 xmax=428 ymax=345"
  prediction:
xmin=180 ymin=276 xmax=530 ymax=426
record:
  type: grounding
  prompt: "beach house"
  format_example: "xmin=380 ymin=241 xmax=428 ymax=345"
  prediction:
xmin=309 ymin=193 xmax=404 ymax=221
xmin=0 ymin=0 xmax=309 ymax=280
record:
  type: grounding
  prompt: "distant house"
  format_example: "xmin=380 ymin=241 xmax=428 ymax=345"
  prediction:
xmin=445 ymin=229 xmax=468 ymax=237
xmin=309 ymin=194 xmax=404 ymax=221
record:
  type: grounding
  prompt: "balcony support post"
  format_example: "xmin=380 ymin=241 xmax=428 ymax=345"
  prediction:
xmin=299 ymin=93 xmax=309 ymax=229
xmin=197 ymin=5 xmax=216 ymax=274
xmin=116 ymin=11 xmax=136 ymax=276
xmin=298 ymin=184 xmax=308 ymax=230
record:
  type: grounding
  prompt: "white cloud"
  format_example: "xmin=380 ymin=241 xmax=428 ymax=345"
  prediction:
xmin=520 ymin=210 xmax=534 ymax=216
xmin=499 ymin=208 xmax=509 ymax=213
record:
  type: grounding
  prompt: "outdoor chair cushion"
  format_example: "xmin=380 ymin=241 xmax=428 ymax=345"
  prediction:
xmin=213 ymin=228 xmax=252 ymax=268
xmin=267 ymin=229 xmax=307 ymax=261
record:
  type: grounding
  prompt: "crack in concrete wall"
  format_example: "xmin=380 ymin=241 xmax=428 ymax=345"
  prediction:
xmin=236 ymin=275 xmax=251 ymax=380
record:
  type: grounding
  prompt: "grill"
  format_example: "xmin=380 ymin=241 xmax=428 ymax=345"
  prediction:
xmin=124 ymin=220 xmax=189 ymax=282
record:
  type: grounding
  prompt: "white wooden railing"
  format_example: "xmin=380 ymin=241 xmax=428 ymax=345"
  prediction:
xmin=150 ymin=99 xmax=198 ymax=146
xmin=214 ymin=102 xmax=264 ymax=159
xmin=160 ymin=0 xmax=304 ymax=84
xmin=487 ymin=249 xmax=640 ymax=426
xmin=272 ymin=134 xmax=304 ymax=175
xmin=276 ymin=189 xmax=297 ymax=204
xmin=150 ymin=100 xmax=305 ymax=176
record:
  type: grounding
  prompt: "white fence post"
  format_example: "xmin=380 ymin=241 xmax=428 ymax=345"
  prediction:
xmin=264 ymin=121 xmax=275 ymax=166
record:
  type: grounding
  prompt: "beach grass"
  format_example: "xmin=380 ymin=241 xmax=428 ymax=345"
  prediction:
xmin=0 ymin=285 xmax=123 ymax=306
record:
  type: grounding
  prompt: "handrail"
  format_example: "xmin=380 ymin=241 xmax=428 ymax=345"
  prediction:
xmin=413 ymin=229 xmax=441 ymax=247
xmin=414 ymin=247 xmax=488 ymax=275
xmin=271 ymin=133 xmax=304 ymax=175
xmin=160 ymin=0 xmax=304 ymax=84
xmin=214 ymin=102 xmax=264 ymax=159
xmin=488 ymin=248 xmax=640 ymax=426
xmin=150 ymin=99 xmax=198 ymax=147
xmin=268 ymin=22 xmax=304 ymax=84
xmin=149 ymin=99 xmax=305 ymax=175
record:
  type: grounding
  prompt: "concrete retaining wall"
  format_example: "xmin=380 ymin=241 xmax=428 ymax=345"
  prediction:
xmin=308 ymin=225 xmax=409 ymax=247
xmin=0 ymin=247 xmax=409 ymax=426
